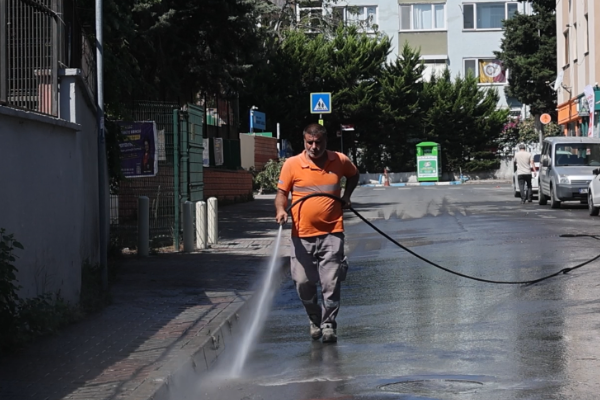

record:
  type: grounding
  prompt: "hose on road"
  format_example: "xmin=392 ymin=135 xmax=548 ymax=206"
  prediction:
xmin=286 ymin=192 xmax=600 ymax=285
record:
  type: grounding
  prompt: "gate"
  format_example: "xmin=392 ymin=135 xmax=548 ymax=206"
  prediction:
xmin=111 ymin=102 xmax=206 ymax=250
xmin=111 ymin=101 xmax=179 ymax=248
xmin=173 ymin=104 xmax=205 ymax=249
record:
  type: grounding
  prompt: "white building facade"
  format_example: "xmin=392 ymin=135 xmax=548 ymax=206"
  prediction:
xmin=556 ymin=0 xmax=600 ymax=137
xmin=298 ymin=0 xmax=532 ymax=115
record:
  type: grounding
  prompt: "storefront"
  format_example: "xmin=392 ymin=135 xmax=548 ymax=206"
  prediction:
xmin=583 ymin=86 xmax=600 ymax=138
xmin=557 ymin=97 xmax=579 ymax=136
xmin=561 ymin=86 xmax=600 ymax=137
xmin=577 ymin=94 xmax=591 ymax=136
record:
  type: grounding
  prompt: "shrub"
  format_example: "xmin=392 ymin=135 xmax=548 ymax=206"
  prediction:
xmin=0 ymin=229 xmax=23 ymax=349
xmin=254 ymin=158 xmax=286 ymax=194
xmin=0 ymin=229 xmax=111 ymax=354
xmin=462 ymin=151 xmax=500 ymax=172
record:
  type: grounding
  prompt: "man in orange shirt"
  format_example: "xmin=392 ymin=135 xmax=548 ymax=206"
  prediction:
xmin=275 ymin=123 xmax=359 ymax=343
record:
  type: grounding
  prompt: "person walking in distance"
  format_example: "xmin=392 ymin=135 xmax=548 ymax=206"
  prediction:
xmin=514 ymin=144 xmax=537 ymax=203
xmin=275 ymin=123 xmax=359 ymax=343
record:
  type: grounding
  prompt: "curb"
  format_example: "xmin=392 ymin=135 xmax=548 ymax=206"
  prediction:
xmin=132 ymin=291 xmax=251 ymax=400
xmin=362 ymin=181 xmax=463 ymax=187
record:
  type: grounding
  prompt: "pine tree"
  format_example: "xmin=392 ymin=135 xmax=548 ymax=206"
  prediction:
xmin=422 ymin=71 xmax=509 ymax=172
xmin=375 ymin=43 xmax=425 ymax=172
xmin=495 ymin=0 xmax=556 ymax=116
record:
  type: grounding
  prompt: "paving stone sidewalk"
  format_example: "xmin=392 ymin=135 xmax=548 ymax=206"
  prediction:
xmin=0 ymin=194 xmax=287 ymax=400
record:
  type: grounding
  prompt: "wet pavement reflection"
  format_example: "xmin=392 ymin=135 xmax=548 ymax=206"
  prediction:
xmin=186 ymin=185 xmax=600 ymax=400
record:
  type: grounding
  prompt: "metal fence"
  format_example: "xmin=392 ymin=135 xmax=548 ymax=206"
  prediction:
xmin=201 ymin=92 xmax=240 ymax=141
xmin=110 ymin=96 xmax=241 ymax=250
xmin=0 ymin=0 xmax=95 ymax=116
xmin=110 ymin=101 xmax=180 ymax=249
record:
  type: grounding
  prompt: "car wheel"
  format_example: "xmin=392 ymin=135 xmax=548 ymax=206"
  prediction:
xmin=538 ymin=186 xmax=548 ymax=205
xmin=589 ymin=194 xmax=599 ymax=216
xmin=550 ymin=186 xmax=561 ymax=209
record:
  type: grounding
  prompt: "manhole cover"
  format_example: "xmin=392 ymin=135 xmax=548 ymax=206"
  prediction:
xmin=379 ymin=379 xmax=483 ymax=395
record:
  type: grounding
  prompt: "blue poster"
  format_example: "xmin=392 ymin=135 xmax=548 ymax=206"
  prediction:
xmin=279 ymin=139 xmax=294 ymax=158
xmin=117 ymin=121 xmax=158 ymax=178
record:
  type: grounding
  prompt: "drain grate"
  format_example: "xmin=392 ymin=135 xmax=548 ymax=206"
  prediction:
xmin=379 ymin=379 xmax=484 ymax=395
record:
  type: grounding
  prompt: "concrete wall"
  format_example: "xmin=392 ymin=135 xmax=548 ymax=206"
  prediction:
xmin=0 ymin=73 xmax=100 ymax=303
xmin=398 ymin=31 xmax=448 ymax=56
xmin=239 ymin=133 xmax=278 ymax=171
xmin=240 ymin=133 xmax=255 ymax=170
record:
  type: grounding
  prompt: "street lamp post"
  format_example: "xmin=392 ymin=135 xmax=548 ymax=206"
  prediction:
xmin=250 ymin=105 xmax=258 ymax=133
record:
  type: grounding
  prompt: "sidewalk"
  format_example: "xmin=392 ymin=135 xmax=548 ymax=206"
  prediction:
xmin=0 ymin=194 xmax=286 ymax=400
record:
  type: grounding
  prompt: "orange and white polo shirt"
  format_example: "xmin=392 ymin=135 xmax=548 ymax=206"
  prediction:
xmin=277 ymin=150 xmax=358 ymax=238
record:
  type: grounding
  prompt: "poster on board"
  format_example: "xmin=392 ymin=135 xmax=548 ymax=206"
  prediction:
xmin=117 ymin=121 xmax=159 ymax=178
xmin=203 ymin=138 xmax=210 ymax=167
xmin=214 ymin=138 xmax=224 ymax=166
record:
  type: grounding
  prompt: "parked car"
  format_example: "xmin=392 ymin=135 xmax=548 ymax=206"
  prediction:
xmin=588 ymin=168 xmax=600 ymax=216
xmin=512 ymin=153 xmax=540 ymax=198
xmin=538 ymin=136 xmax=600 ymax=209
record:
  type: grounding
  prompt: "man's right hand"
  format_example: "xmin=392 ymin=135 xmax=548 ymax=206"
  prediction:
xmin=275 ymin=211 xmax=288 ymax=225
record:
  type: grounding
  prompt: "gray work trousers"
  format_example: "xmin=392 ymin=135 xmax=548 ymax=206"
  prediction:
xmin=291 ymin=232 xmax=345 ymax=329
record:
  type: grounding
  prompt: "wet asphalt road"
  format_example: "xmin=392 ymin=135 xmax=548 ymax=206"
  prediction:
xmin=184 ymin=183 xmax=600 ymax=400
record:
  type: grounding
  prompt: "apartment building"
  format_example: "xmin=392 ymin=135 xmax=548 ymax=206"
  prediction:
xmin=556 ymin=0 xmax=600 ymax=137
xmin=297 ymin=0 xmax=531 ymax=115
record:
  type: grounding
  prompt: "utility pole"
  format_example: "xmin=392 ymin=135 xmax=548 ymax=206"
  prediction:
xmin=96 ymin=0 xmax=108 ymax=290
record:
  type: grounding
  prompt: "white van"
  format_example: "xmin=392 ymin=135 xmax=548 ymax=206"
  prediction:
xmin=538 ymin=136 xmax=600 ymax=208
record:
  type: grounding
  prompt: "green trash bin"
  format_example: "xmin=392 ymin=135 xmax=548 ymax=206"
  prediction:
xmin=416 ymin=142 xmax=441 ymax=182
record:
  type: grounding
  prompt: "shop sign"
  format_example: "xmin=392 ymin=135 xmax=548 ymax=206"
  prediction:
xmin=584 ymin=85 xmax=595 ymax=137
xmin=578 ymin=96 xmax=590 ymax=117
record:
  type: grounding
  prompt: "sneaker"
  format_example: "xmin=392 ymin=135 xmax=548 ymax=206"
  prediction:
xmin=321 ymin=324 xmax=337 ymax=343
xmin=310 ymin=321 xmax=322 ymax=340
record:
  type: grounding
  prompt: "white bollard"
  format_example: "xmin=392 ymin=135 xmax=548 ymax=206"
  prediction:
xmin=196 ymin=201 xmax=207 ymax=249
xmin=138 ymin=196 xmax=150 ymax=257
xmin=183 ymin=201 xmax=194 ymax=252
xmin=207 ymin=197 xmax=218 ymax=244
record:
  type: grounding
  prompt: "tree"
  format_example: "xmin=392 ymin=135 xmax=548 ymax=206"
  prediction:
xmin=240 ymin=24 xmax=391 ymax=157
xmin=375 ymin=43 xmax=425 ymax=172
xmin=78 ymin=0 xmax=267 ymax=112
xmin=421 ymin=70 xmax=510 ymax=172
xmin=495 ymin=0 xmax=556 ymax=116
xmin=497 ymin=117 xmax=562 ymax=155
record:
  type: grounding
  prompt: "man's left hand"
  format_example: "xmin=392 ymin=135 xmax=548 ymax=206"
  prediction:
xmin=341 ymin=196 xmax=351 ymax=209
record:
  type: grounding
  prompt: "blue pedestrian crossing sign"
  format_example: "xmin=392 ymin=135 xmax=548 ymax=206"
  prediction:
xmin=310 ymin=92 xmax=332 ymax=114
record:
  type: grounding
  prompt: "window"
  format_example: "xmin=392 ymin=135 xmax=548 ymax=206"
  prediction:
xmin=333 ymin=6 xmax=378 ymax=30
xmin=464 ymin=58 xmax=507 ymax=83
xmin=573 ymin=23 xmax=578 ymax=62
xmin=422 ymin=59 xmax=447 ymax=81
xmin=463 ymin=2 xmax=518 ymax=30
xmin=585 ymin=14 xmax=589 ymax=54
xmin=296 ymin=7 xmax=323 ymax=31
xmin=564 ymin=30 xmax=570 ymax=65
xmin=400 ymin=4 xmax=446 ymax=31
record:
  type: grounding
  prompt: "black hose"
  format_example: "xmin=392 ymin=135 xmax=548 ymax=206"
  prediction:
xmin=285 ymin=192 xmax=600 ymax=285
